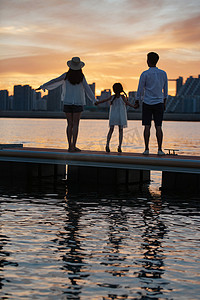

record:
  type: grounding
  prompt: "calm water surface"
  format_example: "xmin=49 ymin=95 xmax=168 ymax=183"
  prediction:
xmin=0 ymin=119 xmax=200 ymax=299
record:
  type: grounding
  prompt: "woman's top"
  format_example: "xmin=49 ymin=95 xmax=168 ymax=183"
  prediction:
xmin=40 ymin=73 xmax=96 ymax=106
xmin=109 ymin=95 xmax=127 ymax=128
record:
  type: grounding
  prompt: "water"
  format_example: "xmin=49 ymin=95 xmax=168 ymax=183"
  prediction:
xmin=0 ymin=119 xmax=200 ymax=299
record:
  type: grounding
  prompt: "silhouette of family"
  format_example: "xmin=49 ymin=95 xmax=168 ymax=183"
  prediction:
xmin=36 ymin=52 xmax=168 ymax=155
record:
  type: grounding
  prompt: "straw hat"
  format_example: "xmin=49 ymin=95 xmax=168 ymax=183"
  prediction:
xmin=67 ymin=57 xmax=85 ymax=70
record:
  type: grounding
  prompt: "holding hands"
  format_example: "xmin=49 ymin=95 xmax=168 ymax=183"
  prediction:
xmin=133 ymin=100 xmax=140 ymax=109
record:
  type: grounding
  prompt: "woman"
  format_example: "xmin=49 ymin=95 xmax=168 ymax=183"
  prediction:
xmin=36 ymin=57 xmax=96 ymax=152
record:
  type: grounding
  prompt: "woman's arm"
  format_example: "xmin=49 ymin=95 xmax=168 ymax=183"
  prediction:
xmin=36 ymin=73 xmax=66 ymax=91
xmin=82 ymin=77 xmax=96 ymax=103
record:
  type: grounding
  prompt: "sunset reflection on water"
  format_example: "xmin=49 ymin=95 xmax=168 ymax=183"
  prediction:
xmin=0 ymin=119 xmax=199 ymax=156
xmin=0 ymin=118 xmax=200 ymax=299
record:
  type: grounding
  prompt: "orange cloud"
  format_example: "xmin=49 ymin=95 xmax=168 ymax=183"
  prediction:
xmin=0 ymin=0 xmax=200 ymax=96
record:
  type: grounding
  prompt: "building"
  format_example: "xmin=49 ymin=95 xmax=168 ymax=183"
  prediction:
xmin=166 ymin=75 xmax=200 ymax=113
xmin=176 ymin=77 xmax=183 ymax=96
xmin=177 ymin=75 xmax=200 ymax=96
xmin=8 ymin=96 xmax=13 ymax=110
xmin=98 ymin=89 xmax=111 ymax=108
xmin=0 ymin=90 xmax=9 ymax=111
xmin=30 ymin=91 xmax=47 ymax=111
xmin=47 ymin=86 xmax=62 ymax=111
xmin=85 ymin=83 xmax=95 ymax=107
xmin=13 ymin=85 xmax=32 ymax=111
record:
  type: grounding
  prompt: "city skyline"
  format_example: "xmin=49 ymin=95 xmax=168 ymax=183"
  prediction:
xmin=0 ymin=0 xmax=200 ymax=95
xmin=1 ymin=74 xmax=200 ymax=113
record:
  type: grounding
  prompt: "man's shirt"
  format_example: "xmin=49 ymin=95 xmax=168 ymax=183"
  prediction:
xmin=136 ymin=67 xmax=168 ymax=105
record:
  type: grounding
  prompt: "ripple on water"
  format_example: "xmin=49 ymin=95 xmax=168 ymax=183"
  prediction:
xmin=0 ymin=192 xmax=200 ymax=299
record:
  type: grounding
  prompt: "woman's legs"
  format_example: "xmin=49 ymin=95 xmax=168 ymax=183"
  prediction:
xmin=65 ymin=112 xmax=81 ymax=151
xmin=72 ymin=112 xmax=81 ymax=150
xmin=65 ymin=112 xmax=73 ymax=150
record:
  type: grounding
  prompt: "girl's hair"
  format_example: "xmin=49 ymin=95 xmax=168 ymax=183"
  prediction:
xmin=111 ymin=83 xmax=127 ymax=105
xmin=65 ymin=68 xmax=84 ymax=85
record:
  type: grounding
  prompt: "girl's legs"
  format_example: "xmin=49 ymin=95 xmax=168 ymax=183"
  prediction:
xmin=118 ymin=126 xmax=123 ymax=152
xmin=106 ymin=126 xmax=114 ymax=152
xmin=65 ymin=112 xmax=73 ymax=150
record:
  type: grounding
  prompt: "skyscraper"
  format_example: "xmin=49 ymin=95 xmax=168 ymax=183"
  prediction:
xmin=176 ymin=77 xmax=183 ymax=96
xmin=47 ymin=86 xmax=62 ymax=111
xmin=99 ymin=89 xmax=111 ymax=108
xmin=13 ymin=85 xmax=32 ymax=111
xmin=0 ymin=90 xmax=9 ymax=111
xmin=85 ymin=83 xmax=95 ymax=106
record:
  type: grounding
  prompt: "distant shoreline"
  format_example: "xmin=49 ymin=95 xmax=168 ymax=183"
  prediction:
xmin=0 ymin=111 xmax=200 ymax=121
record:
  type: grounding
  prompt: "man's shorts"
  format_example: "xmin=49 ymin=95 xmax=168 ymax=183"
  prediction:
xmin=63 ymin=105 xmax=83 ymax=113
xmin=142 ymin=102 xmax=164 ymax=126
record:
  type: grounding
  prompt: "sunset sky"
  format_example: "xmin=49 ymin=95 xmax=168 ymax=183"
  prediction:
xmin=0 ymin=0 xmax=200 ymax=96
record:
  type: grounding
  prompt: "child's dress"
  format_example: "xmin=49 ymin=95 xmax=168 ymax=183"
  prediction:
xmin=109 ymin=95 xmax=127 ymax=128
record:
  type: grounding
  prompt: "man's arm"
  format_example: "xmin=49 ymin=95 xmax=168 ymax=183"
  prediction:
xmin=163 ymin=72 xmax=168 ymax=110
xmin=134 ymin=73 xmax=145 ymax=108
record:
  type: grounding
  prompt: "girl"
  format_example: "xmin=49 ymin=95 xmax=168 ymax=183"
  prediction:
xmin=36 ymin=57 xmax=96 ymax=152
xmin=96 ymin=83 xmax=135 ymax=153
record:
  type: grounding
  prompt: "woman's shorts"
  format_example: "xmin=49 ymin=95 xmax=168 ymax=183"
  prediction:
xmin=63 ymin=105 xmax=84 ymax=113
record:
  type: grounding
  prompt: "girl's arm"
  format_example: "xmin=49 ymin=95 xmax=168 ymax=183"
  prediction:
xmin=95 ymin=96 xmax=112 ymax=105
xmin=121 ymin=94 xmax=136 ymax=108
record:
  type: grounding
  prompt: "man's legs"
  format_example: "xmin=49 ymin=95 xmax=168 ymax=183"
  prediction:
xmin=144 ymin=125 xmax=151 ymax=151
xmin=153 ymin=103 xmax=165 ymax=155
xmin=142 ymin=103 xmax=152 ymax=154
xmin=155 ymin=126 xmax=163 ymax=151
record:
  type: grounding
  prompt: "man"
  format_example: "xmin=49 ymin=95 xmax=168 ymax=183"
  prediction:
xmin=134 ymin=52 xmax=168 ymax=155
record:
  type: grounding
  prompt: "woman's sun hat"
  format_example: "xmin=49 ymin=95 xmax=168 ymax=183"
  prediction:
xmin=67 ymin=57 xmax=85 ymax=70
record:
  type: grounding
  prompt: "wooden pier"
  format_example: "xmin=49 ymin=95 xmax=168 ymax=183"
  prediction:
xmin=0 ymin=146 xmax=200 ymax=192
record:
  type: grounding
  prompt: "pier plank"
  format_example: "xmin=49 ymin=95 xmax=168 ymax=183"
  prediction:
xmin=0 ymin=147 xmax=200 ymax=174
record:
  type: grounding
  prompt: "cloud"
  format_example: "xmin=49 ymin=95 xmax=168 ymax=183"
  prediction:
xmin=0 ymin=0 xmax=200 ymax=95
xmin=163 ymin=14 xmax=200 ymax=45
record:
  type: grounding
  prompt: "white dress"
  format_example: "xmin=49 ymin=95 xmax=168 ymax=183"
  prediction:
xmin=109 ymin=95 xmax=127 ymax=128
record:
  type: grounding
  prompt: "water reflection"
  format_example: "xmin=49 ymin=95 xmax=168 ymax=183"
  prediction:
xmin=54 ymin=197 xmax=87 ymax=299
xmin=0 ymin=181 xmax=199 ymax=299
xmin=136 ymin=198 xmax=169 ymax=299
xmin=0 ymin=234 xmax=9 ymax=290
xmin=0 ymin=221 xmax=18 ymax=291
xmin=101 ymin=207 xmax=129 ymax=277
xmin=99 ymin=207 xmax=130 ymax=299
xmin=54 ymin=187 xmax=170 ymax=299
